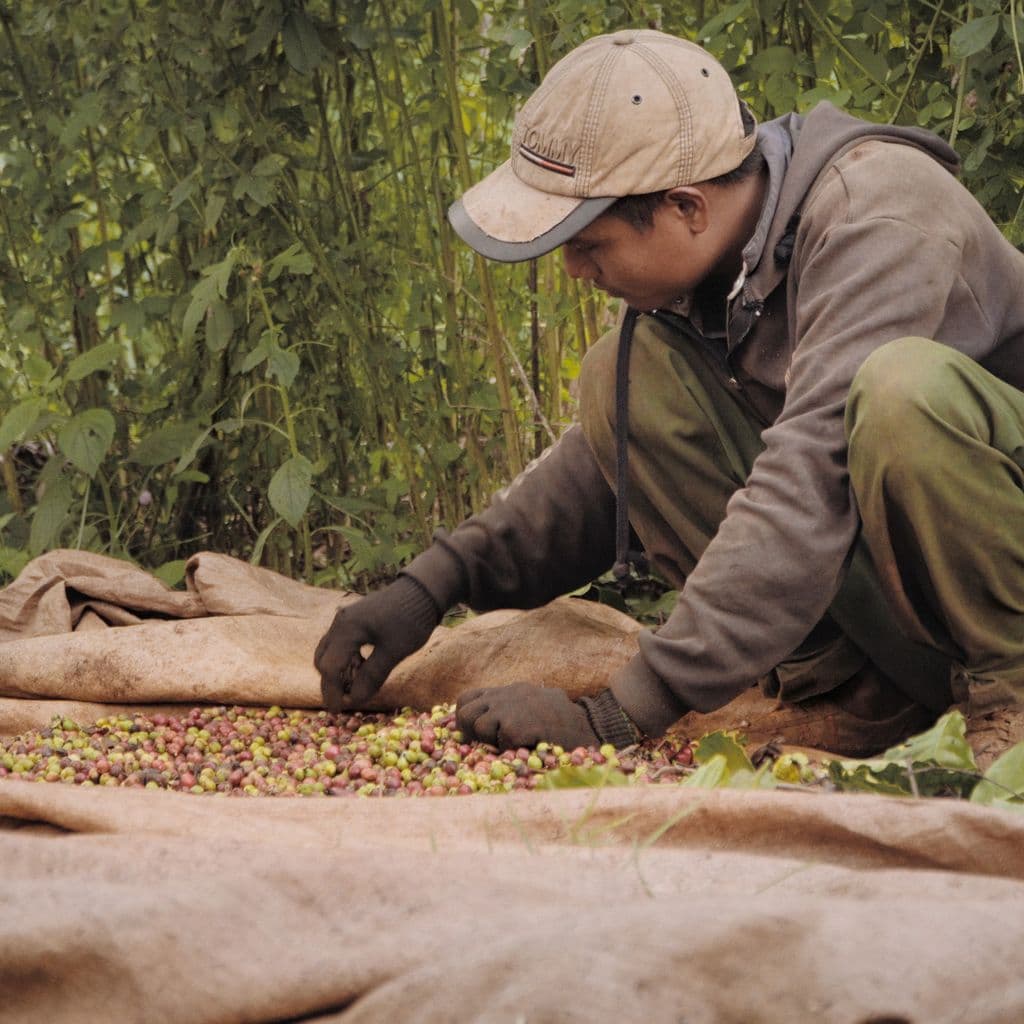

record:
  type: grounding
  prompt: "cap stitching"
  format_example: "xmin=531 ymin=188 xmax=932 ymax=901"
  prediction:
xmin=633 ymin=41 xmax=692 ymax=186
xmin=579 ymin=46 xmax=619 ymax=197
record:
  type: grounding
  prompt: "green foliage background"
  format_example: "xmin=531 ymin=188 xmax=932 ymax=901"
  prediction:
xmin=0 ymin=0 xmax=1021 ymax=589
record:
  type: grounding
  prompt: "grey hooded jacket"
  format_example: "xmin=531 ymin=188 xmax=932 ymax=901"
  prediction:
xmin=404 ymin=103 xmax=1024 ymax=736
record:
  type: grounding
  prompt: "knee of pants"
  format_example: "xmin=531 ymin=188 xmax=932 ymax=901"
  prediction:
xmin=845 ymin=336 xmax=968 ymax=478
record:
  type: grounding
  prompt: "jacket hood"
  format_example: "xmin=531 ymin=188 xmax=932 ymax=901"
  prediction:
xmin=745 ymin=103 xmax=962 ymax=304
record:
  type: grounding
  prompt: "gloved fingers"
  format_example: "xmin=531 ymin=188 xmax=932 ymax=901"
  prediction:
xmin=322 ymin=644 xmax=404 ymax=713
xmin=314 ymin=606 xmax=374 ymax=685
xmin=456 ymin=683 xmax=542 ymax=749
xmin=320 ymin=650 xmax=365 ymax=714
xmin=463 ymin=706 xmax=504 ymax=747
xmin=455 ymin=688 xmax=493 ymax=739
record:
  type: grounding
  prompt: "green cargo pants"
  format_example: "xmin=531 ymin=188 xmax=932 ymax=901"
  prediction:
xmin=579 ymin=319 xmax=1022 ymax=714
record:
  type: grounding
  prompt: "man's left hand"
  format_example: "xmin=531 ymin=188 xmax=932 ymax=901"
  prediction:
xmin=456 ymin=682 xmax=600 ymax=751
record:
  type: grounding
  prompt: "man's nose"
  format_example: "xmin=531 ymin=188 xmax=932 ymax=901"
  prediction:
xmin=562 ymin=247 xmax=592 ymax=281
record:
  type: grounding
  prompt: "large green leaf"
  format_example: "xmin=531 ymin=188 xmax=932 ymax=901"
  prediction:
xmin=0 ymin=399 xmax=45 ymax=450
xmin=873 ymin=711 xmax=977 ymax=772
xmin=282 ymin=11 xmax=323 ymax=74
xmin=57 ymin=409 xmax=115 ymax=477
xmin=129 ymin=421 xmax=206 ymax=467
xmin=205 ymin=298 xmax=234 ymax=354
xmin=950 ymin=15 xmax=1000 ymax=60
xmin=828 ymin=712 xmax=980 ymax=798
xmin=268 ymin=455 xmax=313 ymax=527
xmin=970 ymin=743 xmax=1024 ymax=809
xmin=28 ymin=474 xmax=72 ymax=554
xmin=65 ymin=341 xmax=120 ymax=383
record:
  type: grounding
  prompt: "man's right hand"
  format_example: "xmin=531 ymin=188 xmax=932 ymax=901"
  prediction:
xmin=315 ymin=575 xmax=441 ymax=713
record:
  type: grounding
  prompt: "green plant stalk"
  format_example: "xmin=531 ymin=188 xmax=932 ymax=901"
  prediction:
xmin=378 ymin=1 xmax=435 ymax=253
xmin=436 ymin=0 xmax=524 ymax=475
xmin=1011 ymin=0 xmax=1024 ymax=92
xmin=803 ymin=0 xmax=904 ymax=103
xmin=1 ymin=454 xmax=23 ymax=516
xmin=75 ymin=477 xmax=92 ymax=550
xmin=948 ymin=2 xmax=972 ymax=149
xmin=887 ymin=0 xmax=945 ymax=124
xmin=253 ymin=281 xmax=314 ymax=580
xmin=312 ymin=68 xmax=361 ymax=241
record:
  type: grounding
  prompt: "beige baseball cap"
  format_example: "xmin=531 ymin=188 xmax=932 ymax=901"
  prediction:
xmin=448 ymin=29 xmax=757 ymax=263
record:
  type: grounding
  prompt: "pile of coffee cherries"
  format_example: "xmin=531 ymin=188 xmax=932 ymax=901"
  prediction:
xmin=0 ymin=704 xmax=695 ymax=797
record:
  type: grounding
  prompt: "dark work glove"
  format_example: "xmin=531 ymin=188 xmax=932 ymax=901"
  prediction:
xmin=316 ymin=575 xmax=441 ymax=712
xmin=456 ymin=683 xmax=642 ymax=751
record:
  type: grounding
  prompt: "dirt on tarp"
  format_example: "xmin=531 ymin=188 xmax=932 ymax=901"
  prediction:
xmin=1 ymin=550 xmax=1024 ymax=1021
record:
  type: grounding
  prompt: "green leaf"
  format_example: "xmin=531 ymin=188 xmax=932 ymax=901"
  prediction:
xmin=963 ymin=126 xmax=995 ymax=174
xmin=681 ymin=753 xmax=731 ymax=788
xmin=173 ymin=426 xmax=214 ymax=476
xmin=540 ymin=763 xmax=631 ymax=789
xmin=129 ymin=421 xmax=206 ymax=467
xmin=22 ymin=356 xmax=56 ymax=390
xmin=267 ymin=242 xmax=314 ymax=281
xmin=749 ymin=45 xmax=796 ymax=75
xmin=182 ymin=276 xmax=220 ymax=345
xmin=843 ymin=38 xmax=889 ymax=85
xmin=268 ymin=455 xmax=313 ymax=527
xmin=950 ymin=15 xmax=1001 ymax=60
xmin=152 ymin=559 xmax=188 ymax=588
xmin=205 ymin=253 xmax=236 ymax=297
xmin=282 ymin=10 xmax=323 ymax=74
xmin=109 ymin=302 xmax=146 ymax=337
xmin=697 ymin=1 xmax=749 ymax=42
xmin=0 ymin=398 xmax=45 ymax=450
xmin=970 ymin=742 xmax=1024 ymax=807
xmin=155 ymin=211 xmax=180 ymax=249
xmin=205 ymin=298 xmax=234 ymax=354
xmin=252 ymin=154 xmax=287 ymax=177
xmin=873 ymin=710 xmax=976 ymax=772
xmin=204 ymin=193 xmax=227 ymax=232
xmin=65 ymin=341 xmax=120 ymax=382
xmin=826 ymin=760 xmax=912 ymax=796
xmin=168 ymin=174 xmax=196 ymax=212
xmin=245 ymin=6 xmax=283 ymax=62
xmin=267 ymin=343 xmax=299 ymax=386
xmin=240 ymin=332 xmax=273 ymax=374
xmin=347 ymin=23 xmax=373 ymax=50
xmin=234 ymin=172 xmax=275 ymax=207
xmin=694 ymin=731 xmax=754 ymax=774
xmin=28 ymin=474 xmax=72 ymax=554
xmin=58 ymin=409 xmax=115 ymax=477
xmin=828 ymin=712 xmax=980 ymax=798
xmin=0 ymin=546 xmax=30 ymax=579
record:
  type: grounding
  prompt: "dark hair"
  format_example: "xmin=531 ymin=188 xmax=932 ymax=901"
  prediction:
xmin=607 ymin=102 xmax=763 ymax=231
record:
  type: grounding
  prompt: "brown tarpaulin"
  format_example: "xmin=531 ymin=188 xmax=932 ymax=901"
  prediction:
xmin=2 ymin=780 xmax=1024 ymax=1022
xmin=2 ymin=550 xmax=1024 ymax=1022
xmin=0 ymin=550 xmax=642 ymax=733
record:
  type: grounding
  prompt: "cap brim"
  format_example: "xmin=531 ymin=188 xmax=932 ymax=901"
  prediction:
xmin=448 ymin=160 xmax=618 ymax=263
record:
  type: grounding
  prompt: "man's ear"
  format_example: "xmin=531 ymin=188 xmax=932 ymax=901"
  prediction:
xmin=663 ymin=186 xmax=711 ymax=234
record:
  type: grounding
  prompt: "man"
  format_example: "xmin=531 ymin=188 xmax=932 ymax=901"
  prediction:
xmin=315 ymin=29 xmax=1024 ymax=756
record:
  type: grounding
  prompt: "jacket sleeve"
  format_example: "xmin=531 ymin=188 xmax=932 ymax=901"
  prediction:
xmin=402 ymin=424 xmax=618 ymax=614
xmin=612 ymin=145 xmax=978 ymax=736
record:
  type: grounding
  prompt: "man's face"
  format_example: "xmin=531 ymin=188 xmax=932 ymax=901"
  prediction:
xmin=561 ymin=196 xmax=717 ymax=313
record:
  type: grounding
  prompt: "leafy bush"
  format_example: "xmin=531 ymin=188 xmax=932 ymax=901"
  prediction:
xmin=0 ymin=0 xmax=1020 ymax=588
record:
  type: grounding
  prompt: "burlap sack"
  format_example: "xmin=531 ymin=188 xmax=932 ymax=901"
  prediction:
xmin=2 ymin=779 xmax=1023 ymax=1023
xmin=0 ymin=550 xmax=640 ymax=736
